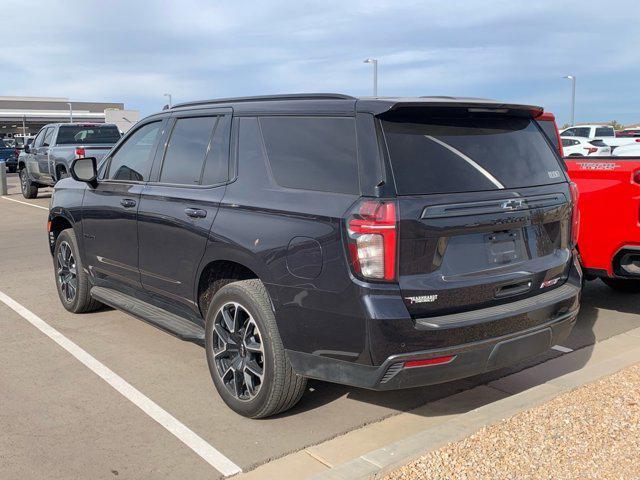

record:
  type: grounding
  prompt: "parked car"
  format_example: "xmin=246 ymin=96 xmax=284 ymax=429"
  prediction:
xmin=564 ymin=156 xmax=640 ymax=291
xmin=559 ymin=124 xmax=638 ymax=151
xmin=19 ymin=123 xmax=121 ymax=198
xmin=0 ymin=138 xmax=17 ymax=172
xmin=48 ymin=94 xmax=582 ymax=418
xmin=561 ymin=137 xmax=611 ymax=157
xmin=615 ymin=128 xmax=640 ymax=138
xmin=612 ymin=144 xmax=640 ymax=157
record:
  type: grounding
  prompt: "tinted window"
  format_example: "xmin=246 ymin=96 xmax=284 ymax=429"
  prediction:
xmin=33 ymin=129 xmax=46 ymax=148
xmin=573 ymin=127 xmax=590 ymax=137
xmin=594 ymin=126 xmax=614 ymax=137
xmin=537 ymin=120 xmax=559 ymax=151
xmin=107 ymin=122 xmax=161 ymax=182
xmin=260 ymin=117 xmax=358 ymax=194
xmin=42 ymin=128 xmax=54 ymax=146
xmin=0 ymin=138 xmax=7 ymax=148
xmin=56 ymin=125 xmax=121 ymax=145
xmin=201 ymin=115 xmax=231 ymax=185
xmin=561 ymin=128 xmax=575 ymax=137
xmin=561 ymin=138 xmax=572 ymax=147
xmin=382 ymin=115 xmax=564 ymax=195
xmin=160 ymin=116 xmax=217 ymax=185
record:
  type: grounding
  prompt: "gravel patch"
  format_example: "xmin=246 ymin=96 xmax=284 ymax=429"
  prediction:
xmin=384 ymin=363 xmax=640 ymax=480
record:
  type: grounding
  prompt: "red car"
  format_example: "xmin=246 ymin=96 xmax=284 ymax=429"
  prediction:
xmin=537 ymin=112 xmax=640 ymax=292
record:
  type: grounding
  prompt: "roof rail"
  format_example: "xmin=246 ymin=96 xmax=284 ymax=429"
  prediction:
xmin=171 ymin=93 xmax=355 ymax=109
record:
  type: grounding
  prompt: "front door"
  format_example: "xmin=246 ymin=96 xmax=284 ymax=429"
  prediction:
xmin=36 ymin=127 xmax=55 ymax=183
xmin=137 ymin=112 xmax=231 ymax=310
xmin=81 ymin=120 xmax=164 ymax=291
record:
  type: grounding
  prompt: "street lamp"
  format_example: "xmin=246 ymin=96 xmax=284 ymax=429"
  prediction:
xmin=164 ymin=93 xmax=173 ymax=108
xmin=563 ymin=75 xmax=576 ymax=126
xmin=67 ymin=102 xmax=73 ymax=123
xmin=363 ymin=58 xmax=378 ymax=97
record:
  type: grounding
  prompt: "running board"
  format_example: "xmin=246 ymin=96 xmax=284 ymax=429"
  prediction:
xmin=90 ymin=286 xmax=205 ymax=341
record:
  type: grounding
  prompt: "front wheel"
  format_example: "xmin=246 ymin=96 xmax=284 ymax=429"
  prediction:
xmin=20 ymin=169 xmax=38 ymax=199
xmin=602 ymin=278 xmax=640 ymax=293
xmin=205 ymin=279 xmax=307 ymax=418
xmin=54 ymin=229 xmax=103 ymax=313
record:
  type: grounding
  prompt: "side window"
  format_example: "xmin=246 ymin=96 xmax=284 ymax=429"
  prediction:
xmin=595 ymin=126 xmax=614 ymax=137
xmin=160 ymin=116 xmax=218 ymax=185
xmin=574 ymin=127 xmax=590 ymax=138
xmin=561 ymin=138 xmax=571 ymax=147
xmin=202 ymin=115 xmax=231 ymax=185
xmin=259 ymin=116 xmax=359 ymax=194
xmin=42 ymin=128 xmax=54 ymax=147
xmin=107 ymin=121 xmax=161 ymax=182
xmin=33 ymin=128 xmax=47 ymax=148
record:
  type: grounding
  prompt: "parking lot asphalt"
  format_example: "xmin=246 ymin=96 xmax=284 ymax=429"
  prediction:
xmin=2 ymin=171 xmax=640 ymax=479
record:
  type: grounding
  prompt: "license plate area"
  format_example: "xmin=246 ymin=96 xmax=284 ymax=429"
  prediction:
xmin=486 ymin=230 xmax=522 ymax=265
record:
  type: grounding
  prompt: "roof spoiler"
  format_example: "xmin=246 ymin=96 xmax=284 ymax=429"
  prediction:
xmin=364 ymin=99 xmax=544 ymax=119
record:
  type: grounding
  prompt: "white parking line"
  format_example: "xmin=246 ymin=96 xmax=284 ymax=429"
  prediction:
xmin=0 ymin=290 xmax=242 ymax=477
xmin=551 ymin=345 xmax=574 ymax=353
xmin=1 ymin=195 xmax=49 ymax=210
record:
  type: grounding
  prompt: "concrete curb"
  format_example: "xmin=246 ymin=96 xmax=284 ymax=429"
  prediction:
xmin=310 ymin=327 xmax=640 ymax=480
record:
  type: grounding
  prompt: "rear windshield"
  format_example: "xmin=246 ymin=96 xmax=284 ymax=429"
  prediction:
xmin=56 ymin=125 xmax=121 ymax=145
xmin=382 ymin=115 xmax=565 ymax=195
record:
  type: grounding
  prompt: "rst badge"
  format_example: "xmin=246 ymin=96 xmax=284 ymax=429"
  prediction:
xmin=406 ymin=294 xmax=438 ymax=304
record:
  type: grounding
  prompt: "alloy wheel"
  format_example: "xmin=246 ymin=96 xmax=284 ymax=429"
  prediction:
xmin=212 ymin=302 xmax=265 ymax=401
xmin=56 ymin=241 xmax=78 ymax=302
xmin=20 ymin=170 xmax=27 ymax=192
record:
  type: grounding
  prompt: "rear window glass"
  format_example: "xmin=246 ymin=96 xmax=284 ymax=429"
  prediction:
xmin=57 ymin=125 xmax=121 ymax=145
xmin=537 ymin=120 xmax=559 ymax=151
xmin=260 ymin=117 xmax=359 ymax=194
xmin=594 ymin=126 xmax=614 ymax=137
xmin=382 ymin=115 xmax=564 ymax=195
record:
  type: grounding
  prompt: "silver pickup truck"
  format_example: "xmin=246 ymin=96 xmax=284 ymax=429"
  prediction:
xmin=19 ymin=123 xmax=121 ymax=198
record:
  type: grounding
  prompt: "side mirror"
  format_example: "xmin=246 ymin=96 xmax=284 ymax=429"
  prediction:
xmin=70 ymin=157 xmax=98 ymax=188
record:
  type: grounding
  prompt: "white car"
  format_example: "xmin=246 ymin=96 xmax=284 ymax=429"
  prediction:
xmin=612 ymin=144 xmax=640 ymax=157
xmin=560 ymin=124 xmax=634 ymax=150
xmin=561 ymin=136 xmax=611 ymax=157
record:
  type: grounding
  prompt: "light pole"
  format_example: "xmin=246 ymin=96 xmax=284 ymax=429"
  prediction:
xmin=67 ymin=102 xmax=73 ymax=123
xmin=563 ymin=75 xmax=576 ymax=126
xmin=164 ymin=93 xmax=173 ymax=108
xmin=363 ymin=58 xmax=378 ymax=97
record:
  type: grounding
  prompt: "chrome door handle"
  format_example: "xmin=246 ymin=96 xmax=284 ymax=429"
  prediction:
xmin=120 ymin=198 xmax=137 ymax=208
xmin=185 ymin=208 xmax=207 ymax=218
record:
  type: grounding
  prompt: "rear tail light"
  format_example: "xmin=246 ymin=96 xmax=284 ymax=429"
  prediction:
xmin=75 ymin=147 xmax=86 ymax=159
xmin=569 ymin=181 xmax=580 ymax=247
xmin=584 ymin=147 xmax=598 ymax=155
xmin=346 ymin=199 xmax=397 ymax=281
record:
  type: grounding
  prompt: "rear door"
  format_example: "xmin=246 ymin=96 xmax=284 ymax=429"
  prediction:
xmin=380 ymin=111 xmax=573 ymax=318
xmin=137 ymin=109 xmax=231 ymax=309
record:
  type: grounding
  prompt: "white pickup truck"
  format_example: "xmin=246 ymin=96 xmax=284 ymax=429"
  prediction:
xmin=559 ymin=124 xmax=640 ymax=151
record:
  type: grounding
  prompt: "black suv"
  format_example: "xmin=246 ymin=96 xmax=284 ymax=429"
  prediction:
xmin=48 ymin=94 xmax=582 ymax=418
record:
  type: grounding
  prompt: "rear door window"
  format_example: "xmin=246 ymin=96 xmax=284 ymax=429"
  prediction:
xmin=259 ymin=116 xmax=359 ymax=194
xmin=160 ymin=116 xmax=218 ymax=185
xmin=573 ymin=127 xmax=591 ymax=137
xmin=382 ymin=115 xmax=564 ymax=195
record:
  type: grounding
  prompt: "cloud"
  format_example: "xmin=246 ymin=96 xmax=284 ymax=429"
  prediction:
xmin=0 ymin=0 xmax=638 ymax=124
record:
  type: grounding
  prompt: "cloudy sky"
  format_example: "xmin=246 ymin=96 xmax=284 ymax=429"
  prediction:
xmin=2 ymin=0 xmax=639 ymax=125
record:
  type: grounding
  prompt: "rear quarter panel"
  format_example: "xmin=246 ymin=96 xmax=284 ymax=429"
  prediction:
xmin=565 ymin=157 xmax=640 ymax=275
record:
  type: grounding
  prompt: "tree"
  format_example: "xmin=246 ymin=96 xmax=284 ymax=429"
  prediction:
xmin=609 ymin=120 xmax=624 ymax=131
xmin=560 ymin=123 xmax=571 ymax=130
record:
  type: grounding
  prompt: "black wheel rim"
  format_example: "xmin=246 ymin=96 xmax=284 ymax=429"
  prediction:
xmin=20 ymin=170 xmax=27 ymax=192
xmin=56 ymin=241 xmax=78 ymax=302
xmin=212 ymin=302 xmax=265 ymax=401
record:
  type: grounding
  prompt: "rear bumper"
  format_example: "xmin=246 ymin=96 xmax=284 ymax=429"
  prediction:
xmin=287 ymin=258 xmax=581 ymax=390
xmin=287 ymin=307 xmax=577 ymax=390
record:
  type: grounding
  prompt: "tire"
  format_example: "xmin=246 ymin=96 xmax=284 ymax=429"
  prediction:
xmin=19 ymin=168 xmax=38 ymax=199
xmin=8 ymin=165 xmax=16 ymax=174
xmin=601 ymin=278 xmax=640 ymax=293
xmin=205 ymin=279 xmax=307 ymax=418
xmin=53 ymin=229 xmax=102 ymax=313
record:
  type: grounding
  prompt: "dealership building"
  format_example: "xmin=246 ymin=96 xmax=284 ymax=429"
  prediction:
xmin=0 ymin=95 xmax=140 ymax=139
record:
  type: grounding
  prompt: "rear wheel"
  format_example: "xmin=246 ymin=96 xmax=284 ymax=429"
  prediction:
xmin=20 ymin=168 xmax=38 ymax=199
xmin=54 ymin=229 xmax=102 ymax=313
xmin=602 ymin=278 xmax=640 ymax=293
xmin=205 ymin=279 xmax=307 ymax=418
